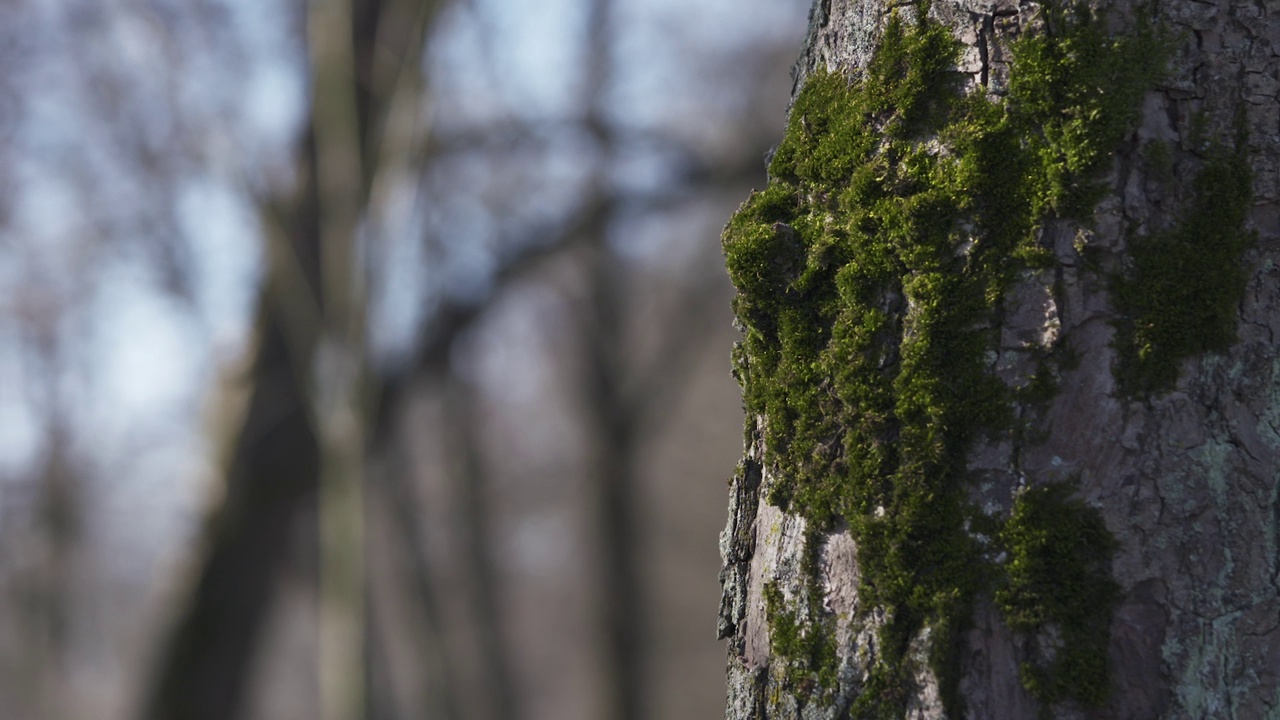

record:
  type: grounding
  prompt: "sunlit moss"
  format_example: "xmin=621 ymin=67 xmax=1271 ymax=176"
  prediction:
xmin=724 ymin=3 xmax=1166 ymax=715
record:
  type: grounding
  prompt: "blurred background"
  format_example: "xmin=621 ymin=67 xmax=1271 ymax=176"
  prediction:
xmin=0 ymin=0 xmax=805 ymax=718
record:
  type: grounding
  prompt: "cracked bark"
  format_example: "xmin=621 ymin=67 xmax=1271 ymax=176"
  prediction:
xmin=720 ymin=0 xmax=1280 ymax=717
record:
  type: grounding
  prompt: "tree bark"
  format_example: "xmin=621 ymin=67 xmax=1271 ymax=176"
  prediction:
xmin=719 ymin=0 xmax=1280 ymax=717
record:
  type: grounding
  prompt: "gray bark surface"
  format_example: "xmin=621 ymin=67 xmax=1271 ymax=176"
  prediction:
xmin=719 ymin=0 xmax=1280 ymax=717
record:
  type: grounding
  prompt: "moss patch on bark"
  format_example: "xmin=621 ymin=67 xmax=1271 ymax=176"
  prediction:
xmin=1113 ymin=140 xmax=1254 ymax=395
xmin=725 ymin=3 xmax=1163 ymax=716
xmin=997 ymin=483 xmax=1120 ymax=708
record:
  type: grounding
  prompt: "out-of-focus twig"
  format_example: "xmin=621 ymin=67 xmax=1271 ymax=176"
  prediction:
xmin=444 ymin=376 xmax=519 ymax=719
xmin=368 ymin=197 xmax=608 ymax=452
xmin=575 ymin=0 xmax=651 ymax=717
xmin=309 ymin=0 xmax=370 ymax=715
xmin=374 ymin=438 xmax=461 ymax=720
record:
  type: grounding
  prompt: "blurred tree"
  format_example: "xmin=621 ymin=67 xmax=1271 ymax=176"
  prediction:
xmin=0 ymin=1 xmax=804 ymax=719
xmin=142 ymin=1 xmax=446 ymax=717
xmin=720 ymin=0 xmax=1280 ymax=717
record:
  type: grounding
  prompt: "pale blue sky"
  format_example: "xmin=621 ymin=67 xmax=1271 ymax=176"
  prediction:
xmin=0 ymin=0 xmax=807 ymax=574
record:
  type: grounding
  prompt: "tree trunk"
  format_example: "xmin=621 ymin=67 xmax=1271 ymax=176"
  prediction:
xmin=141 ymin=128 xmax=325 ymax=720
xmin=718 ymin=0 xmax=1280 ymax=717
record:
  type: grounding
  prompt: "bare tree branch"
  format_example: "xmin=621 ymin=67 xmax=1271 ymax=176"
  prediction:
xmin=444 ymin=376 xmax=519 ymax=719
xmin=374 ymin=436 xmax=461 ymax=720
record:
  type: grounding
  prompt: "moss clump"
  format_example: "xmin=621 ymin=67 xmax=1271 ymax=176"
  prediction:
xmin=1113 ymin=141 xmax=1253 ymax=395
xmin=1006 ymin=6 xmax=1170 ymax=217
xmin=765 ymin=578 xmax=840 ymax=697
xmin=724 ymin=3 xmax=1163 ymax=716
xmin=997 ymin=483 xmax=1119 ymax=707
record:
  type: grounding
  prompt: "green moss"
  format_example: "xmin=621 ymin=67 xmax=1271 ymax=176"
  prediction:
xmin=997 ymin=483 xmax=1119 ymax=708
xmin=1006 ymin=7 xmax=1169 ymax=217
xmin=764 ymin=534 xmax=840 ymax=695
xmin=727 ymin=4 xmax=1163 ymax=716
xmin=1113 ymin=141 xmax=1254 ymax=395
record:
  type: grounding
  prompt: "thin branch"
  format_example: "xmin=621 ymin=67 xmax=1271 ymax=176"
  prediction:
xmin=375 ymin=421 xmax=461 ymax=720
xmin=368 ymin=195 xmax=605 ymax=452
xmin=444 ymin=376 xmax=520 ymax=719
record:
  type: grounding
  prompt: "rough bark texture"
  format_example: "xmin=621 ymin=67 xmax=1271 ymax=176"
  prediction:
xmin=720 ymin=0 xmax=1280 ymax=717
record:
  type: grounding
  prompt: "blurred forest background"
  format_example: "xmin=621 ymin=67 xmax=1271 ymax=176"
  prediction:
xmin=0 ymin=0 xmax=806 ymax=718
